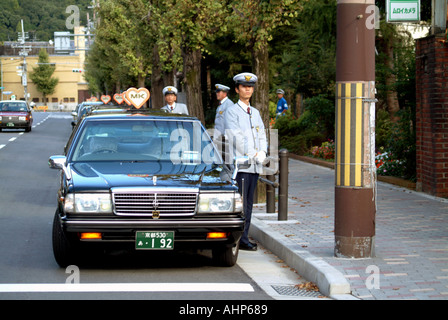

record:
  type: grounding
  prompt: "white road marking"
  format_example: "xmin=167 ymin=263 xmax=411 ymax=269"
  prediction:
xmin=0 ymin=145 xmax=5 ymax=150
xmin=0 ymin=283 xmax=254 ymax=293
xmin=8 ymin=137 xmax=16 ymax=142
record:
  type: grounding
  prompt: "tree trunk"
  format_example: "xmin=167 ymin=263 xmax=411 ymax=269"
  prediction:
xmin=183 ymin=48 xmax=204 ymax=123
xmin=151 ymin=45 xmax=164 ymax=109
xmin=251 ymin=44 xmax=269 ymax=203
xmin=384 ymin=42 xmax=400 ymax=123
xmin=252 ymin=44 xmax=270 ymax=128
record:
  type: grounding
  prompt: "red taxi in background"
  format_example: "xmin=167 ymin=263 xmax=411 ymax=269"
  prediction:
xmin=0 ymin=100 xmax=33 ymax=132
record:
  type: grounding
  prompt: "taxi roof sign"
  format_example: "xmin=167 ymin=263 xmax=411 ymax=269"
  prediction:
xmin=387 ymin=0 xmax=420 ymax=23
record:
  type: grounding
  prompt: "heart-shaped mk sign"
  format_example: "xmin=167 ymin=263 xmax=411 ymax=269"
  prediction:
xmin=125 ymin=87 xmax=150 ymax=109
xmin=101 ymin=95 xmax=111 ymax=104
xmin=113 ymin=93 xmax=124 ymax=105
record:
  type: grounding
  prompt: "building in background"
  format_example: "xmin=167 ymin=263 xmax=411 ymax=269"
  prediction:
xmin=0 ymin=26 xmax=91 ymax=111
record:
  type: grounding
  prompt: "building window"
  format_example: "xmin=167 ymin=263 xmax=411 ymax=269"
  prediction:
xmin=52 ymin=98 xmax=58 ymax=103
xmin=70 ymin=97 xmax=75 ymax=102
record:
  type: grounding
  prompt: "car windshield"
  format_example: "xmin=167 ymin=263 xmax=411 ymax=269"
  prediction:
xmin=0 ymin=102 xmax=28 ymax=112
xmin=70 ymin=119 xmax=221 ymax=164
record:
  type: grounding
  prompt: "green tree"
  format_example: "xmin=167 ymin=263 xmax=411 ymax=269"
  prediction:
xmin=29 ymin=48 xmax=58 ymax=103
xmin=159 ymin=0 xmax=228 ymax=123
xmin=271 ymin=0 xmax=337 ymax=102
xmin=227 ymin=0 xmax=301 ymax=126
xmin=94 ymin=0 xmax=152 ymax=90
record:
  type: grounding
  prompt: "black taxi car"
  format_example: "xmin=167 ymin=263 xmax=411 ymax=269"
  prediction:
xmin=49 ymin=110 xmax=247 ymax=267
xmin=0 ymin=100 xmax=33 ymax=132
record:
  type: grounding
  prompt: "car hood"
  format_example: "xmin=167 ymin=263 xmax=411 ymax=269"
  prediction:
xmin=69 ymin=161 xmax=234 ymax=192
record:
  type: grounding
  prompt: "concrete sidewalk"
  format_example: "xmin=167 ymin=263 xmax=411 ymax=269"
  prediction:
xmin=249 ymin=158 xmax=448 ymax=300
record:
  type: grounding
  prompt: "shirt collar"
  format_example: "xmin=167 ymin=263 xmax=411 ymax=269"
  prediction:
xmin=237 ymin=100 xmax=250 ymax=112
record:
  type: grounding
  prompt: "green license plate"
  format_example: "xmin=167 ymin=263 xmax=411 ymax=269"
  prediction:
xmin=7 ymin=123 xmax=14 ymax=127
xmin=136 ymin=231 xmax=174 ymax=250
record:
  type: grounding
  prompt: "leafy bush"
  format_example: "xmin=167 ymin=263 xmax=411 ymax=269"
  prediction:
xmin=375 ymin=108 xmax=416 ymax=180
xmin=310 ymin=140 xmax=335 ymax=160
xmin=273 ymin=95 xmax=334 ymax=155
xmin=375 ymin=149 xmax=405 ymax=177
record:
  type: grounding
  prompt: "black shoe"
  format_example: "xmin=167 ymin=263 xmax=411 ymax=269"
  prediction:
xmin=240 ymin=242 xmax=258 ymax=251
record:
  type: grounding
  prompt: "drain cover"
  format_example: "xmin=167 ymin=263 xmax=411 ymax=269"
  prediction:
xmin=271 ymin=285 xmax=324 ymax=298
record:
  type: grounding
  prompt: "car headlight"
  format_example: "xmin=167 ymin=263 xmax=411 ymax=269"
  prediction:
xmin=198 ymin=193 xmax=242 ymax=214
xmin=64 ymin=193 xmax=112 ymax=214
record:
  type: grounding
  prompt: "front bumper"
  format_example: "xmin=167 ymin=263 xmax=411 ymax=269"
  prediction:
xmin=0 ymin=120 xmax=31 ymax=129
xmin=60 ymin=216 xmax=245 ymax=248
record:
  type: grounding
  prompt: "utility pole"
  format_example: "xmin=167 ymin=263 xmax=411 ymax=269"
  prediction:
xmin=335 ymin=0 xmax=376 ymax=258
xmin=16 ymin=20 xmax=31 ymax=105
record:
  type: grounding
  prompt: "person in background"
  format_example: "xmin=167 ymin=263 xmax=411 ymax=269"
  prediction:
xmin=161 ymin=86 xmax=189 ymax=115
xmin=213 ymin=84 xmax=233 ymax=162
xmin=224 ymin=72 xmax=267 ymax=251
xmin=276 ymin=89 xmax=288 ymax=118
xmin=214 ymin=84 xmax=233 ymax=140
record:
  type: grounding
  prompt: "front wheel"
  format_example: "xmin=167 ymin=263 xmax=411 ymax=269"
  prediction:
xmin=52 ymin=210 xmax=79 ymax=268
xmin=212 ymin=242 xmax=239 ymax=267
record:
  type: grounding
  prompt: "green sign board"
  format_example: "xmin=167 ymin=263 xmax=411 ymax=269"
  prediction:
xmin=387 ymin=0 xmax=420 ymax=22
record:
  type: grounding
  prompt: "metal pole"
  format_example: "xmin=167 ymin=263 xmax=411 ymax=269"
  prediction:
xmin=335 ymin=0 xmax=376 ymax=258
xmin=266 ymin=174 xmax=275 ymax=213
xmin=278 ymin=149 xmax=288 ymax=221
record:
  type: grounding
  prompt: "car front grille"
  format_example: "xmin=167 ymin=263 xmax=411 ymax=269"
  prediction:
xmin=112 ymin=191 xmax=198 ymax=217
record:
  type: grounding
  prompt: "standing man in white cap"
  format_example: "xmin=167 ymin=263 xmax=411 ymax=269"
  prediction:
xmin=224 ymin=72 xmax=267 ymax=251
xmin=213 ymin=83 xmax=233 ymax=139
xmin=161 ymin=86 xmax=189 ymax=115
xmin=214 ymin=84 xmax=233 ymax=161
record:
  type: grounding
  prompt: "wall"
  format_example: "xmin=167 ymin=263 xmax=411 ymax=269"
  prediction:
xmin=415 ymin=34 xmax=448 ymax=197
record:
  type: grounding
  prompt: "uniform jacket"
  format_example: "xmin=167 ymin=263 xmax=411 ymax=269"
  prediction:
xmin=224 ymin=100 xmax=267 ymax=174
xmin=214 ymin=97 xmax=234 ymax=138
xmin=161 ymin=103 xmax=189 ymax=115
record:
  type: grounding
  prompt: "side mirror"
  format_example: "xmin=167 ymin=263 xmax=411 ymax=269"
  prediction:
xmin=49 ymin=155 xmax=66 ymax=169
xmin=49 ymin=155 xmax=72 ymax=181
xmin=231 ymin=156 xmax=250 ymax=182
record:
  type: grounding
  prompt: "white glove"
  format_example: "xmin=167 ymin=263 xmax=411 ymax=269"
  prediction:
xmin=255 ymin=151 xmax=266 ymax=164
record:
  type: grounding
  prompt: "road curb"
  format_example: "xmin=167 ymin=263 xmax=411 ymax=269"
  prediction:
xmin=250 ymin=217 xmax=355 ymax=299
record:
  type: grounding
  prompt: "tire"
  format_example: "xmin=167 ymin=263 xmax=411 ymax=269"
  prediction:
xmin=212 ymin=242 xmax=239 ymax=267
xmin=52 ymin=210 xmax=79 ymax=268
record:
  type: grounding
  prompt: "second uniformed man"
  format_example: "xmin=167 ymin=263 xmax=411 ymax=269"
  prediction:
xmin=161 ymin=86 xmax=189 ymax=115
xmin=213 ymin=84 xmax=233 ymax=140
xmin=224 ymin=72 xmax=267 ymax=251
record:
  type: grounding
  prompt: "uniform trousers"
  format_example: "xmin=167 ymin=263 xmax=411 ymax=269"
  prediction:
xmin=236 ymin=172 xmax=259 ymax=245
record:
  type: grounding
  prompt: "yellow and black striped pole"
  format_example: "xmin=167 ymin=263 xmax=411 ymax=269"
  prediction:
xmin=335 ymin=0 xmax=376 ymax=258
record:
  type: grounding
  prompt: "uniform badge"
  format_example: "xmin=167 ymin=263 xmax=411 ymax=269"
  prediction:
xmin=244 ymin=75 xmax=252 ymax=81
xmin=219 ymin=111 xmax=223 ymax=114
xmin=256 ymin=126 xmax=259 ymax=132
